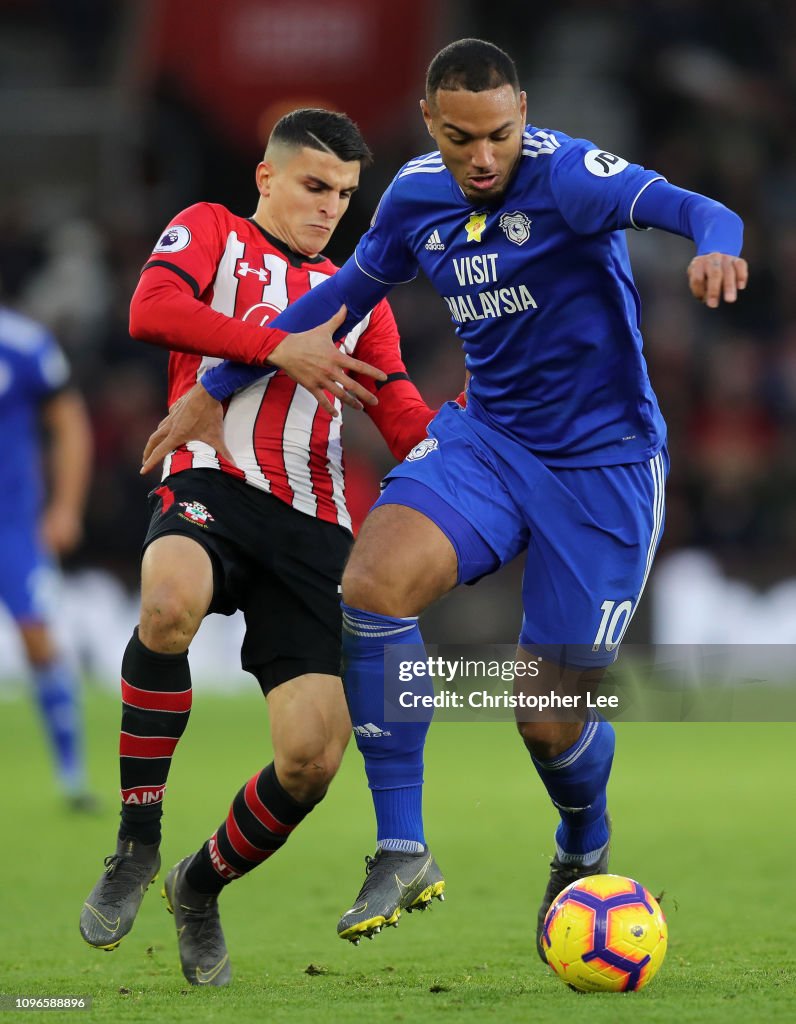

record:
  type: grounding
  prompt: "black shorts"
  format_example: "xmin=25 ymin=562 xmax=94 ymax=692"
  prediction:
xmin=143 ymin=470 xmax=352 ymax=693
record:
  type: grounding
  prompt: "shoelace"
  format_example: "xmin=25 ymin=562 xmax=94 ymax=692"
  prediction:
xmin=356 ymin=849 xmax=423 ymax=900
xmin=179 ymin=897 xmax=224 ymax=953
xmin=103 ymin=854 xmax=121 ymax=876
xmin=353 ymin=852 xmax=386 ymax=900
xmin=98 ymin=852 xmax=150 ymax=900
xmin=549 ymin=859 xmax=600 ymax=889
xmin=181 ymin=899 xmax=219 ymax=919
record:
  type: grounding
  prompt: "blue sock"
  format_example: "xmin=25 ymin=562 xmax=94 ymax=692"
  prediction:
xmin=531 ymin=710 xmax=615 ymax=864
xmin=341 ymin=603 xmax=434 ymax=853
xmin=31 ymin=658 xmax=85 ymax=794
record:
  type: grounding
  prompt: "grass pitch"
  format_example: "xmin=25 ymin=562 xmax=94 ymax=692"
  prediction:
xmin=0 ymin=686 xmax=793 ymax=1023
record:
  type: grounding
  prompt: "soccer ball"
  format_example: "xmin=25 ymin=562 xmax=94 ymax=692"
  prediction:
xmin=541 ymin=874 xmax=667 ymax=993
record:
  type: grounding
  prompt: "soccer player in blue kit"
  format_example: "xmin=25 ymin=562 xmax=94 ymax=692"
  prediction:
xmin=142 ymin=39 xmax=748 ymax=959
xmin=0 ymin=306 xmax=94 ymax=807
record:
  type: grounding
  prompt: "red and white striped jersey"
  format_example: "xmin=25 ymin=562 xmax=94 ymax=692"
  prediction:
xmin=131 ymin=202 xmax=436 ymax=532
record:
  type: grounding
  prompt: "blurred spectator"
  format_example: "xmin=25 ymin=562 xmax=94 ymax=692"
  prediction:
xmin=20 ymin=218 xmax=112 ymax=351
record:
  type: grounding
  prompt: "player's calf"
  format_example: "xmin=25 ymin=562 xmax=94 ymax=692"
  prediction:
xmin=267 ymin=670 xmax=351 ymax=803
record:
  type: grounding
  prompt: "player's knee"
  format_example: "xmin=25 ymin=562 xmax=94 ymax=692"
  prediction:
xmin=517 ymin=719 xmax=583 ymax=761
xmin=342 ymin=557 xmax=382 ymax=609
xmin=139 ymin=586 xmax=203 ymax=654
xmin=276 ymin=739 xmax=345 ymax=804
xmin=342 ymin=559 xmax=407 ymax=616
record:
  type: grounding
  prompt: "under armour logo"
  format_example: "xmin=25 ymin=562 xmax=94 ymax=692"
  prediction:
xmin=236 ymin=261 xmax=270 ymax=282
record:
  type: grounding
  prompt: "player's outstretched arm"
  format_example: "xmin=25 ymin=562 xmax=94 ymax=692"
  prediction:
xmin=197 ymin=304 xmax=388 ymax=415
xmin=201 ymin=255 xmax=394 ymax=402
xmin=132 ymin=253 xmax=389 ymax=402
xmin=632 ymin=181 xmax=749 ymax=308
xmin=140 ymin=306 xmax=389 ymax=474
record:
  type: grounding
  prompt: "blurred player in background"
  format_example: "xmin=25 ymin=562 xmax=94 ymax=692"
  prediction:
xmin=80 ymin=108 xmax=447 ymax=987
xmin=0 ymin=306 xmax=93 ymax=808
xmin=146 ymin=39 xmax=749 ymax=959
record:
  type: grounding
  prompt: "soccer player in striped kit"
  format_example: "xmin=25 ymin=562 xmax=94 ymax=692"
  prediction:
xmin=143 ymin=40 xmax=748 ymax=962
xmin=79 ymin=109 xmax=446 ymax=985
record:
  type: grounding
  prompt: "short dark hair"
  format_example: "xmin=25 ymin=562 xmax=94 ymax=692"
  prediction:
xmin=426 ymin=38 xmax=519 ymax=98
xmin=269 ymin=108 xmax=373 ymax=166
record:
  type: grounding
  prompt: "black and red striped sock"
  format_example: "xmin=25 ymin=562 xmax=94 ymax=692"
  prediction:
xmin=185 ymin=763 xmax=313 ymax=894
xmin=118 ymin=628 xmax=192 ymax=845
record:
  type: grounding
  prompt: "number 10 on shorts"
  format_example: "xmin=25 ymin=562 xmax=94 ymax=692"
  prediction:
xmin=593 ymin=599 xmax=634 ymax=652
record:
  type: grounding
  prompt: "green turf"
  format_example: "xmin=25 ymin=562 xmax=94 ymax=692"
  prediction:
xmin=0 ymin=687 xmax=794 ymax=1023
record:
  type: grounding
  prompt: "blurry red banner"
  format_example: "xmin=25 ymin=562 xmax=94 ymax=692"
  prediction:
xmin=141 ymin=0 xmax=445 ymax=149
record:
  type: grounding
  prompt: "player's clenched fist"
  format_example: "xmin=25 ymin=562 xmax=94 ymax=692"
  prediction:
xmin=687 ymin=252 xmax=748 ymax=308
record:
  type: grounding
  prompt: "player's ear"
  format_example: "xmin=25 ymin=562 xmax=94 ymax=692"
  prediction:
xmin=256 ymin=161 xmax=274 ymax=198
xmin=420 ymin=98 xmax=434 ymax=137
xmin=518 ymin=90 xmax=527 ymax=125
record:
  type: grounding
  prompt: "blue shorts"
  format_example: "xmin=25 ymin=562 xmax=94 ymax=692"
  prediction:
xmin=374 ymin=402 xmax=668 ymax=668
xmin=0 ymin=522 xmax=55 ymax=622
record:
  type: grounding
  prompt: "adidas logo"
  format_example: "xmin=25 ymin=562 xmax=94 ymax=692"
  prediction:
xmin=353 ymin=723 xmax=392 ymax=738
xmin=424 ymin=230 xmax=445 ymax=251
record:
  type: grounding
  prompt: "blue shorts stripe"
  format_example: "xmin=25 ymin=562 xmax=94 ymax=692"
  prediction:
xmin=637 ymin=452 xmax=666 ymax=601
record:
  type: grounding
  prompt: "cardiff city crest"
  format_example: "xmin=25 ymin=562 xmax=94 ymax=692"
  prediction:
xmin=406 ymin=438 xmax=439 ymax=462
xmin=499 ymin=211 xmax=531 ymax=246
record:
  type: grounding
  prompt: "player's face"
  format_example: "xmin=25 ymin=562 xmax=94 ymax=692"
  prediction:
xmin=255 ymin=147 xmax=361 ymax=257
xmin=421 ymin=85 xmax=527 ymax=203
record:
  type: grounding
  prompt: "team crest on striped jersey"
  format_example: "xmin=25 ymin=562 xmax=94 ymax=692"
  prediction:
xmin=178 ymin=500 xmax=214 ymax=527
xmin=500 ymin=211 xmax=531 ymax=246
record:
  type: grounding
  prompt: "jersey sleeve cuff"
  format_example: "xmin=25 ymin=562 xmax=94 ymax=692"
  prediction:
xmin=255 ymin=327 xmax=289 ymax=365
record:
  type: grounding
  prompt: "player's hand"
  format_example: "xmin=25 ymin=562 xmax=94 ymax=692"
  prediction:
xmin=266 ymin=305 xmax=387 ymax=416
xmin=41 ymin=505 xmax=82 ymax=554
xmin=687 ymin=253 xmax=748 ymax=308
xmin=140 ymin=382 xmax=235 ymax=475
